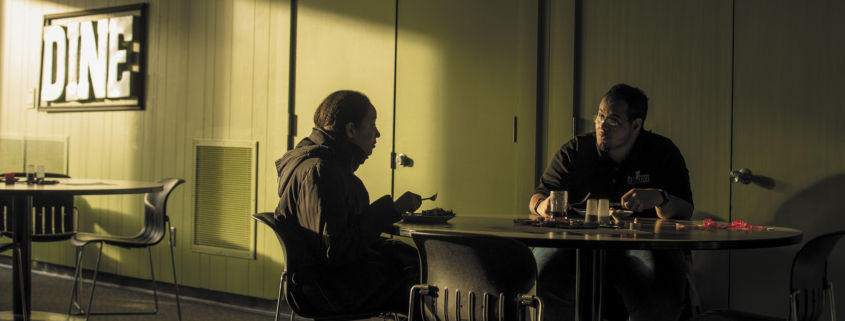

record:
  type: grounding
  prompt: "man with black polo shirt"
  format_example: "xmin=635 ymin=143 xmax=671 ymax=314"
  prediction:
xmin=529 ymin=83 xmax=694 ymax=320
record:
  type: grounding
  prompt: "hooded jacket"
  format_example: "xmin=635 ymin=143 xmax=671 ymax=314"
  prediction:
xmin=274 ymin=128 xmax=403 ymax=311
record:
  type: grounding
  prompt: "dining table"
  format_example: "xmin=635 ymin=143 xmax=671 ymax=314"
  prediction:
xmin=1 ymin=178 xmax=163 ymax=321
xmin=388 ymin=213 xmax=803 ymax=321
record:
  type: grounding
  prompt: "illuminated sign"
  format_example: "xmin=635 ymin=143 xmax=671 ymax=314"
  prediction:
xmin=39 ymin=4 xmax=147 ymax=112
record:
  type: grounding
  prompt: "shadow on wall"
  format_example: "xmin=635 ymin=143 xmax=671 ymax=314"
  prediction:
xmin=737 ymin=173 xmax=845 ymax=317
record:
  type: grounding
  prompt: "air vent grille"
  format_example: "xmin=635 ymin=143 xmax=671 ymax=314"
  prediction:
xmin=192 ymin=141 xmax=257 ymax=259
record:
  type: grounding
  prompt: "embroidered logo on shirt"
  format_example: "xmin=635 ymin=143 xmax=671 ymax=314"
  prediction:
xmin=628 ymin=170 xmax=650 ymax=184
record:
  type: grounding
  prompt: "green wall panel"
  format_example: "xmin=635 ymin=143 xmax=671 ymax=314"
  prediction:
xmin=394 ymin=0 xmax=537 ymax=216
xmin=731 ymin=0 xmax=845 ymax=318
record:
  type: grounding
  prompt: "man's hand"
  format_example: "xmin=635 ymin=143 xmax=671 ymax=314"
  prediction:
xmin=535 ymin=198 xmax=550 ymax=218
xmin=394 ymin=191 xmax=422 ymax=214
xmin=621 ymin=188 xmax=663 ymax=212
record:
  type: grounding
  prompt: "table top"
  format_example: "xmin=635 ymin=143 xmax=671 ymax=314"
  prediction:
xmin=389 ymin=214 xmax=803 ymax=250
xmin=0 ymin=178 xmax=163 ymax=196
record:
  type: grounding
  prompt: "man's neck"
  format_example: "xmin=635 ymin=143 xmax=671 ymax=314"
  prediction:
xmin=607 ymin=130 xmax=640 ymax=164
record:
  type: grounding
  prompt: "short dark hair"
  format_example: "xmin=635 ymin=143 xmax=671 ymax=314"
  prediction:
xmin=603 ymin=83 xmax=648 ymax=122
xmin=313 ymin=90 xmax=372 ymax=135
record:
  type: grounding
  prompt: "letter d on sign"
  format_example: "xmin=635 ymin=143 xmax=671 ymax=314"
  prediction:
xmin=41 ymin=25 xmax=67 ymax=102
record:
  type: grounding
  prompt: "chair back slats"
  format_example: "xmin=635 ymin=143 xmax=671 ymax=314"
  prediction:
xmin=1 ymin=173 xmax=75 ymax=240
xmin=790 ymin=230 xmax=845 ymax=321
xmin=412 ymin=231 xmax=539 ymax=321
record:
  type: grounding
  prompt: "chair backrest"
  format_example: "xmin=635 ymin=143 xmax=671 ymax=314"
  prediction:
xmin=2 ymin=173 xmax=75 ymax=241
xmin=136 ymin=178 xmax=184 ymax=245
xmin=790 ymin=230 xmax=845 ymax=321
xmin=412 ymin=231 xmax=539 ymax=321
xmin=252 ymin=212 xmax=333 ymax=317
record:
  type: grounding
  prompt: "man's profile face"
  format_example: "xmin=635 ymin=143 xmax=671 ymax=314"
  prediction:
xmin=348 ymin=104 xmax=380 ymax=156
xmin=595 ymin=97 xmax=635 ymax=152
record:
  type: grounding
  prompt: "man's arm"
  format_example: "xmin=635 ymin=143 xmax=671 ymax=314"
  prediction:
xmin=529 ymin=193 xmax=549 ymax=219
xmin=620 ymin=188 xmax=693 ymax=220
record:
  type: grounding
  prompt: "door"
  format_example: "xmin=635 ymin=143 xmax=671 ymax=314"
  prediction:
xmin=730 ymin=0 xmax=845 ymax=317
xmin=393 ymin=0 xmax=538 ymax=215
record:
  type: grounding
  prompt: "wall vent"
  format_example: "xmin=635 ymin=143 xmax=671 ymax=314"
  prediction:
xmin=192 ymin=140 xmax=257 ymax=259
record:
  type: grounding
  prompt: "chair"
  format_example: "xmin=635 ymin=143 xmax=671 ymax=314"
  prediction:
xmin=1 ymin=173 xmax=76 ymax=242
xmin=252 ymin=212 xmax=394 ymax=321
xmin=408 ymin=231 xmax=544 ymax=321
xmin=689 ymin=230 xmax=844 ymax=321
xmin=0 ymin=242 xmax=28 ymax=321
xmin=67 ymin=178 xmax=184 ymax=321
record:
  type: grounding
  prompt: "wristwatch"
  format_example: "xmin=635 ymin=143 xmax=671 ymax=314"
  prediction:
xmin=657 ymin=189 xmax=670 ymax=207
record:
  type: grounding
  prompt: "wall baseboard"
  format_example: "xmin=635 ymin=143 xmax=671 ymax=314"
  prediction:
xmin=0 ymin=256 xmax=279 ymax=314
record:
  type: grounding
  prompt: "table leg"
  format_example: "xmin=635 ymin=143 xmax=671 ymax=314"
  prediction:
xmin=575 ymin=249 xmax=606 ymax=321
xmin=12 ymin=195 xmax=32 ymax=320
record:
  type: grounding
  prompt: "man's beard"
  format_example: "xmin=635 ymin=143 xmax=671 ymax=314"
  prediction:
xmin=598 ymin=141 xmax=611 ymax=151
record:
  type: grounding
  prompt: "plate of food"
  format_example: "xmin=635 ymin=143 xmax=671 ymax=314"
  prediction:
xmin=402 ymin=207 xmax=456 ymax=223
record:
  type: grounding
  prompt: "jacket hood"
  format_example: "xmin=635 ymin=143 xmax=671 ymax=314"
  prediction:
xmin=275 ymin=128 xmax=369 ymax=178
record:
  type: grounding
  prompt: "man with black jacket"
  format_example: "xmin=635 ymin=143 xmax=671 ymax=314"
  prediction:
xmin=274 ymin=90 xmax=421 ymax=314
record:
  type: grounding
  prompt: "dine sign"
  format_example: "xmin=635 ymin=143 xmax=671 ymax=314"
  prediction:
xmin=39 ymin=4 xmax=146 ymax=111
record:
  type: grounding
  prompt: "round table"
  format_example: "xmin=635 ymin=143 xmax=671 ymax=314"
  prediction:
xmin=389 ymin=214 xmax=803 ymax=321
xmin=1 ymin=178 xmax=163 ymax=321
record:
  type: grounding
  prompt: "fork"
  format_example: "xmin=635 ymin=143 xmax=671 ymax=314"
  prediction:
xmin=422 ymin=192 xmax=438 ymax=201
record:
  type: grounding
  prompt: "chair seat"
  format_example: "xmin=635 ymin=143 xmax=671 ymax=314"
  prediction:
xmin=71 ymin=231 xmax=159 ymax=248
xmin=689 ymin=309 xmax=784 ymax=321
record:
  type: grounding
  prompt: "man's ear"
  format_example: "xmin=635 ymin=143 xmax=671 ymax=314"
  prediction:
xmin=632 ymin=118 xmax=643 ymax=133
xmin=345 ymin=122 xmax=355 ymax=139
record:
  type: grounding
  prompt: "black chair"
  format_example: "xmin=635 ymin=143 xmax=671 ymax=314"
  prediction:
xmin=408 ymin=231 xmax=544 ymax=321
xmin=1 ymin=173 xmax=76 ymax=242
xmin=252 ymin=212 xmax=395 ymax=321
xmin=67 ymin=178 xmax=184 ymax=321
xmin=689 ymin=230 xmax=844 ymax=321
xmin=0 ymin=242 xmax=28 ymax=321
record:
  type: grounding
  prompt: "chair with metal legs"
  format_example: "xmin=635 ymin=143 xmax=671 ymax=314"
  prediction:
xmin=67 ymin=178 xmax=184 ymax=321
xmin=0 ymin=242 xmax=28 ymax=321
xmin=252 ymin=212 xmax=397 ymax=321
xmin=690 ymin=229 xmax=844 ymax=321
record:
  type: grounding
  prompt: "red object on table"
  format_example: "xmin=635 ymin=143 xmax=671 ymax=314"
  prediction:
xmin=4 ymin=173 xmax=14 ymax=185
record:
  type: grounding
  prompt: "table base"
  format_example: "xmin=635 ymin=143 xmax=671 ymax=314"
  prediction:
xmin=0 ymin=311 xmax=86 ymax=321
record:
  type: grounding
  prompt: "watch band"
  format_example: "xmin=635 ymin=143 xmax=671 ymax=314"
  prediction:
xmin=658 ymin=189 xmax=670 ymax=207
xmin=534 ymin=197 xmax=546 ymax=215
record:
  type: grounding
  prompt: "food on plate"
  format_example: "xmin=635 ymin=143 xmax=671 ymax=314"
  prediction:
xmin=405 ymin=207 xmax=456 ymax=217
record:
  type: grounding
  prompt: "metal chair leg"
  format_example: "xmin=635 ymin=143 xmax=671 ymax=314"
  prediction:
xmin=68 ymin=245 xmax=85 ymax=315
xmin=83 ymin=242 xmax=105 ymax=321
xmin=167 ymin=223 xmax=183 ymax=321
xmin=276 ymin=273 xmax=284 ymax=321
xmin=829 ymin=282 xmax=836 ymax=321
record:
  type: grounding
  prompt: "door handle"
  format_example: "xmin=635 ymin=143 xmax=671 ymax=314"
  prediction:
xmin=395 ymin=153 xmax=413 ymax=167
xmin=729 ymin=168 xmax=753 ymax=184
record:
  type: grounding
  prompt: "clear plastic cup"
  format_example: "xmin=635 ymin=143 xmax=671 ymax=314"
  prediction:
xmin=549 ymin=191 xmax=568 ymax=219
xmin=598 ymin=199 xmax=610 ymax=224
xmin=585 ymin=199 xmax=598 ymax=222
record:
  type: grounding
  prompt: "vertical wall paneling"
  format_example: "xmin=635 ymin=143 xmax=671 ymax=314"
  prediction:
xmin=248 ymin=0 xmax=270 ymax=299
xmin=731 ymin=0 xmax=845 ymax=317
xmin=546 ymin=0 xmax=576 ymax=171
xmin=265 ymin=0 xmax=291 ymax=299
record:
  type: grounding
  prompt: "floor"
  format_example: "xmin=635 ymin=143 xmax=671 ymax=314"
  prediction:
xmin=0 ymin=264 xmax=390 ymax=320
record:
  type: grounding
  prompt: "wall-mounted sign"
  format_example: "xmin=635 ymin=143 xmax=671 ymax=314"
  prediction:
xmin=39 ymin=4 xmax=147 ymax=112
